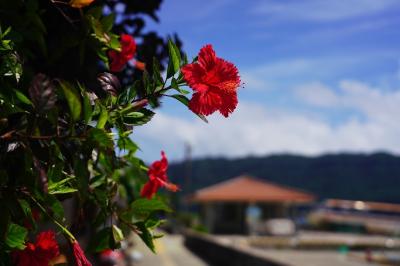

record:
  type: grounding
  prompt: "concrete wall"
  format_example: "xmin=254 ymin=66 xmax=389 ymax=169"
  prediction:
xmin=184 ymin=231 xmax=286 ymax=266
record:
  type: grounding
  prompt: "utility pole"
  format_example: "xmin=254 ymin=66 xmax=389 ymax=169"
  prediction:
xmin=183 ymin=142 xmax=192 ymax=211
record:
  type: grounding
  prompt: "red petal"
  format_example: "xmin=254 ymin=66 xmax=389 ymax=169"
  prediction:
xmin=164 ymin=182 xmax=180 ymax=192
xmin=198 ymin=44 xmax=216 ymax=71
xmin=108 ymin=50 xmax=127 ymax=72
xmin=189 ymin=90 xmax=221 ymax=116
xmin=120 ymin=34 xmax=136 ymax=60
xmin=35 ymin=231 xmax=60 ymax=260
xmin=214 ymin=58 xmax=241 ymax=93
xmin=141 ymin=180 xmax=160 ymax=199
xmin=181 ymin=63 xmax=208 ymax=92
xmin=160 ymin=151 xmax=168 ymax=167
xmin=218 ymin=91 xmax=238 ymax=117
xmin=72 ymin=241 xmax=92 ymax=266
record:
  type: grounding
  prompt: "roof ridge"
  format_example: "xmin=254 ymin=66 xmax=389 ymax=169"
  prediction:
xmin=194 ymin=174 xmax=314 ymax=198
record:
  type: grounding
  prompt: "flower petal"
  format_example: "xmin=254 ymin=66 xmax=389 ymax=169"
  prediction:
xmin=214 ymin=58 xmax=241 ymax=93
xmin=189 ymin=90 xmax=221 ymax=116
xmin=198 ymin=44 xmax=216 ymax=71
xmin=218 ymin=91 xmax=238 ymax=117
xmin=72 ymin=241 xmax=92 ymax=266
xmin=181 ymin=63 xmax=208 ymax=92
xmin=164 ymin=182 xmax=180 ymax=192
xmin=141 ymin=180 xmax=160 ymax=199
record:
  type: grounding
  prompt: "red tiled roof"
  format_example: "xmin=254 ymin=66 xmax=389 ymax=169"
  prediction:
xmin=189 ymin=175 xmax=315 ymax=203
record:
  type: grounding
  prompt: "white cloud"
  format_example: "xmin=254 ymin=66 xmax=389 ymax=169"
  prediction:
xmin=134 ymin=80 xmax=400 ymax=160
xmin=240 ymin=56 xmax=366 ymax=91
xmin=296 ymin=80 xmax=400 ymax=127
xmin=252 ymin=0 xmax=400 ymax=22
xmin=241 ymin=72 xmax=272 ymax=91
xmin=295 ymin=82 xmax=339 ymax=107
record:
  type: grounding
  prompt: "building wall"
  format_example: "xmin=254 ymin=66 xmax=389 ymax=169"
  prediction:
xmin=202 ymin=202 xmax=297 ymax=235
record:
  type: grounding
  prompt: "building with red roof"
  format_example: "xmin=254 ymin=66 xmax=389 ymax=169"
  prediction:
xmin=188 ymin=175 xmax=315 ymax=234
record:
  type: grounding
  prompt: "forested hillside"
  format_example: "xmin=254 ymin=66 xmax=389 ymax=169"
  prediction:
xmin=168 ymin=153 xmax=400 ymax=203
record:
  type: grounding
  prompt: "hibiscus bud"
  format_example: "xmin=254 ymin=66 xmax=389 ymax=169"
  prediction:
xmin=135 ymin=60 xmax=146 ymax=71
xmin=71 ymin=240 xmax=92 ymax=266
xmin=69 ymin=0 xmax=94 ymax=8
xmin=131 ymin=99 xmax=148 ymax=110
xmin=97 ymin=73 xmax=121 ymax=96
xmin=29 ymin=73 xmax=57 ymax=113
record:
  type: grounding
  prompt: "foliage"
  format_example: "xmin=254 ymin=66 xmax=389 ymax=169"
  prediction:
xmin=168 ymin=153 xmax=400 ymax=203
xmin=0 ymin=0 xmax=241 ymax=264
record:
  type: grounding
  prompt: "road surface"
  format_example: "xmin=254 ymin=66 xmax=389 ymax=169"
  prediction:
xmin=131 ymin=234 xmax=208 ymax=266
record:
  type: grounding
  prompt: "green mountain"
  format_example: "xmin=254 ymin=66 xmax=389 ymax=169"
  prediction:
xmin=168 ymin=153 xmax=400 ymax=203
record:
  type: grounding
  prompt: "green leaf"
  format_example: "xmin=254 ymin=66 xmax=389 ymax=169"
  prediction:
xmin=77 ymin=83 xmax=93 ymax=125
xmin=171 ymin=78 xmax=189 ymax=94
xmin=60 ymin=82 xmax=81 ymax=121
xmin=130 ymin=198 xmax=171 ymax=220
xmin=96 ymin=104 xmax=108 ymax=129
xmin=87 ymin=128 xmax=113 ymax=148
xmin=166 ymin=39 xmax=181 ymax=79
xmin=112 ymin=225 xmax=124 ymax=243
xmin=101 ymin=13 xmax=115 ymax=32
xmin=135 ymin=221 xmax=155 ymax=253
xmin=152 ymin=58 xmax=163 ymax=87
xmin=87 ymin=15 xmax=109 ymax=45
xmin=48 ymin=177 xmax=77 ymax=195
xmin=14 ymin=90 xmax=32 ymax=105
xmin=122 ymin=108 xmax=154 ymax=126
xmin=142 ymin=70 xmax=151 ymax=95
xmin=97 ymin=48 xmax=109 ymax=65
xmin=87 ymin=6 xmax=103 ymax=19
xmin=117 ymin=137 xmax=139 ymax=154
xmin=82 ymin=92 xmax=92 ymax=124
xmin=47 ymin=161 xmax=64 ymax=183
xmin=108 ymin=34 xmax=121 ymax=50
xmin=118 ymin=81 xmax=139 ymax=105
xmin=89 ymin=174 xmax=106 ymax=189
xmin=169 ymin=94 xmax=208 ymax=123
xmin=43 ymin=194 xmax=65 ymax=221
xmin=169 ymin=94 xmax=189 ymax=105
xmin=124 ymin=112 xmax=144 ymax=119
xmin=87 ymin=227 xmax=115 ymax=252
xmin=2 ymin=53 xmax=22 ymax=82
xmin=17 ymin=199 xmax=31 ymax=218
xmin=5 ymin=223 xmax=27 ymax=250
xmin=1 ymin=27 xmax=11 ymax=38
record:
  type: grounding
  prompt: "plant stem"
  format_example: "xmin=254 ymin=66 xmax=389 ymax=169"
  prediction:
xmin=29 ymin=195 xmax=76 ymax=241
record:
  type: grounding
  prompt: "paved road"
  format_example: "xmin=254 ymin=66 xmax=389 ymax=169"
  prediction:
xmin=130 ymin=233 xmax=399 ymax=266
xmin=132 ymin=234 xmax=208 ymax=266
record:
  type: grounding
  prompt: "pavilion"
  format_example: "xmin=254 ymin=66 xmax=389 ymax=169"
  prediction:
xmin=188 ymin=175 xmax=315 ymax=234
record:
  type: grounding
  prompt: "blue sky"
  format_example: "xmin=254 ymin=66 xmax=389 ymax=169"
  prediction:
xmin=133 ymin=0 xmax=400 ymax=162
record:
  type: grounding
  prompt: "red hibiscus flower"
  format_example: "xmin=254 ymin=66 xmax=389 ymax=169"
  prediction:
xmin=141 ymin=151 xmax=179 ymax=199
xmin=181 ymin=44 xmax=240 ymax=117
xmin=72 ymin=240 xmax=92 ymax=266
xmin=108 ymin=34 xmax=136 ymax=72
xmin=13 ymin=230 xmax=60 ymax=266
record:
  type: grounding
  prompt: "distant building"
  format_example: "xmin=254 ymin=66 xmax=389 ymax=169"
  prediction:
xmin=188 ymin=175 xmax=315 ymax=234
xmin=310 ymin=199 xmax=400 ymax=235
